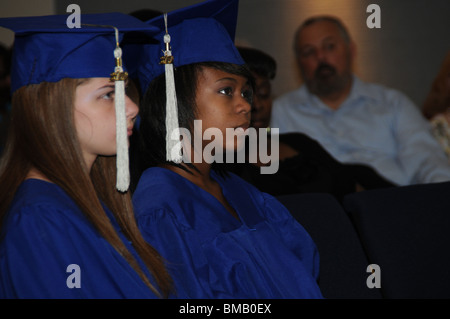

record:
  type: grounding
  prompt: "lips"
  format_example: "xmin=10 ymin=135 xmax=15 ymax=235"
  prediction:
xmin=251 ymin=120 xmax=265 ymax=129
xmin=236 ymin=122 xmax=250 ymax=131
xmin=315 ymin=63 xmax=336 ymax=79
xmin=127 ymin=126 xmax=133 ymax=136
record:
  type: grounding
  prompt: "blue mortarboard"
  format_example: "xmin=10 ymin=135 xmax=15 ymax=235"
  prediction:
xmin=138 ymin=0 xmax=243 ymax=92
xmin=0 ymin=12 xmax=158 ymax=192
xmin=138 ymin=0 xmax=244 ymax=163
xmin=0 ymin=12 xmax=158 ymax=93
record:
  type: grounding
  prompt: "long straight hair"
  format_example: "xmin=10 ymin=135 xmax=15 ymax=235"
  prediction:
xmin=0 ymin=78 xmax=172 ymax=297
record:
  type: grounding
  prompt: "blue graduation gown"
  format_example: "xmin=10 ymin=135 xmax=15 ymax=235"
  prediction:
xmin=132 ymin=167 xmax=323 ymax=299
xmin=0 ymin=179 xmax=163 ymax=299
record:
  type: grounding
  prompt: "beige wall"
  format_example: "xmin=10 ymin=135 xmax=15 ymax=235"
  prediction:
xmin=235 ymin=0 xmax=450 ymax=108
xmin=0 ymin=0 xmax=55 ymax=47
xmin=1 ymin=0 xmax=449 ymax=108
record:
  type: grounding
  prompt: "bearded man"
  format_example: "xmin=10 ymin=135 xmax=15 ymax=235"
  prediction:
xmin=271 ymin=15 xmax=450 ymax=186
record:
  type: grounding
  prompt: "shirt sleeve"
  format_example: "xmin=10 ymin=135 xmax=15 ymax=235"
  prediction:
xmin=430 ymin=114 xmax=450 ymax=158
xmin=271 ymin=94 xmax=292 ymax=133
xmin=0 ymin=204 xmax=158 ymax=299
xmin=392 ymin=91 xmax=450 ymax=184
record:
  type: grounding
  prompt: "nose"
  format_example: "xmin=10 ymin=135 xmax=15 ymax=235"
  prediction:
xmin=125 ymin=95 xmax=139 ymax=120
xmin=316 ymin=48 xmax=327 ymax=62
xmin=236 ymin=94 xmax=251 ymax=115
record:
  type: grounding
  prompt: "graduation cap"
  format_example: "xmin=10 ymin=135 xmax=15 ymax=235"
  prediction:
xmin=0 ymin=12 xmax=158 ymax=192
xmin=138 ymin=0 xmax=244 ymax=163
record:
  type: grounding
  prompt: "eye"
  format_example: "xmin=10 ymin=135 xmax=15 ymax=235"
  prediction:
xmin=324 ymin=42 xmax=336 ymax=51
xmin=218 ymin=87 xmax=233 ymax=96
xmin=256 ymin=86 xmax=271 ymax=100
xmin=100 ymin=90 xmax=115 ymax=100
xmin=241 ymin=88 xmax=253 ymax=104
xmin=300 ymin=47 xmax=316 ymax=58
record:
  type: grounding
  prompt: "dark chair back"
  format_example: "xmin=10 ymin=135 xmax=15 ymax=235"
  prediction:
xmin=277 ymin=193 xmax=383 ymax=299
xmin=343 ymin=182 xmax=450 ymax=299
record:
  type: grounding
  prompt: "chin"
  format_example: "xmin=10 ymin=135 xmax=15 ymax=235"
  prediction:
xmin=251 ymin=121 xmax=267 ymax=130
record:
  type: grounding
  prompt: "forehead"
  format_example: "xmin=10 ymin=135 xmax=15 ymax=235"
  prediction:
xmin=76 ymin=77 xmax=111 ymax=88
xmin=251 ymin=71 xmax=270 ymax=86
xmin=198 ymin=66 xmax=248 ymax=83
xmin=297 ymin=20 xmax=343 ymax=46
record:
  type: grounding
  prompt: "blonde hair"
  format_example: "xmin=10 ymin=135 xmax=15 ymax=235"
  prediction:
xmin=0 ymin=78 xmax=172 ymax=297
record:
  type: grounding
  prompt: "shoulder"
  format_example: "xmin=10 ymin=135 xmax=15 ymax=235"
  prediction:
xmin=218 ymin=171 xmax=263 ymax=196
xmin=357 ymin=78 xmax=416 ymax=108
xmin=133 ymin=167 xmax=189 ymax=205
xmin=219 ymin=171 xmax=294 ymax=223
xmin=273 ymin=86 xmax=308 ymax=107
xmin=214 ymin=171 xmax=269 ymax=209
xmin=132 ymin=167 xmax=203 ymax=228
xmin=5 ymin=179 xmax=82 ymax=223
xmin=3 ymin=180 xmax=92 ymax=238
xmin=0 ymin=181 xmax=103 ymax=279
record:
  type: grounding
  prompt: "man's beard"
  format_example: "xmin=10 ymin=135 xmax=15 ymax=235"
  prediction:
xmin=304 ymin=62 xmax=352 ymax=97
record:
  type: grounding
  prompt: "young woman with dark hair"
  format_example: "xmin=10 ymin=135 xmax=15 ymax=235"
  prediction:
xmin=131 ymin=0 xmax=323 ymax=299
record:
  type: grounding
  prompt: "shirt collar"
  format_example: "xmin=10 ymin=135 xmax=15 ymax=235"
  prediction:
xmin=347 ymin=75 xmax=379 ymax=103
xmin=308 ymin=75 xmax=379 ymax=111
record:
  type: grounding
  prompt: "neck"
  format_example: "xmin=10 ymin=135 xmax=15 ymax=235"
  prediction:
xmin=320 ymin=88 xmax=351 ymax=110
xmin=26 ymin=167 xmax=52 ymax=182
xmin=163 ymin=162 xmax=240 ymax=221
xmin=163 ymin=161 xmax=213 ymax=189
xmin=317 ymin=75 xmax=354 ymax=110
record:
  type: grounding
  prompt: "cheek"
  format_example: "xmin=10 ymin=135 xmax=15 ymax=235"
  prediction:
xmin=300 ymin=60 xmax=318 ymax=77
xmin=261 ymin=99 xmax=272 ymax=115
xmin=74 ymin=111 xmax=94 ymax=146
xmin=92 ymin=120 xmax=118 ymax=155
xmin=334 ymin=50 xmax=352 ymax=71
xmin=198 ymin=108 xmax=224 ymax=131
xmin=98 ymin=114 xmax=118 ymax=147
xmin=75 ymin=109 xmax=117 ymax=155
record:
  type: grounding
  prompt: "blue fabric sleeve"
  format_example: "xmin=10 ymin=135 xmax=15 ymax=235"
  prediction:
xmin=258 ymin=192 xmax=321 ymax=282
xmin=136 ymin=207 xmax=234 ymax=299
xmin=0 ymin=204 xmax=158 ymax=299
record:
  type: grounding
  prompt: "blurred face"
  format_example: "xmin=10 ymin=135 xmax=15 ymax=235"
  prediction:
xmin=250 ymin=71 xmax=272 ymax=130
xmin=295 ymin=20 xmax=355 ymax=97
xmin=194 ymin=67 xmax=252 ymax=152
xmin=74 ymin=77 xmax=138 ymax=168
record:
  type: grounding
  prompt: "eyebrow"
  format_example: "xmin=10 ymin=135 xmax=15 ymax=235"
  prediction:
xmin=215 ymin=77 xmax=238 ymax=83
xmin=96 ymin=84 xmax=116 ymax=91
xmin=300 ymin=35 xmax=337 ymax=48
xmin=322 ymin=36 xmax=337 ymax=43
xmin=215 ymin=77 xmax=252 ymax=88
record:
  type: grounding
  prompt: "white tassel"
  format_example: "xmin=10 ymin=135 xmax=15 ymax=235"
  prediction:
xmin=113 ymin=46 xmax=130 ymax=192
xmin=80 ymin=24 xmax=130 ymax=191
xmin=162 ymin=15 xmax=182 ymax=163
